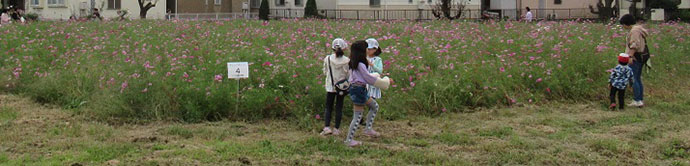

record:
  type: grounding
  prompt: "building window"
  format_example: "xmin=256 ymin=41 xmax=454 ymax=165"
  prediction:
xmin=275 ymin=0 xmax=285 ymax=6
xmin=370 ymin=0 xmax=380 ymax=6
xmin=251 ymin=0 xmax=260 ymax=8
xmin=554 ymin=0 xmax=561 ymax=5
xmin=108 ymin=0 xmax=121 ymax=9
xmin=48 ymin=0 xmax=65 ymax=6
xmin=428 ymin=0 xmax=432 ymax=4
xmin=31 ymin=0 xmax=40 ymax=6
xmin=215 ymin=0 xmax=221 ymax=5
xmin=409 ymin=0 xmax=413 ymax=4
xmin=295 ymin=0 xmax=302 ymax=6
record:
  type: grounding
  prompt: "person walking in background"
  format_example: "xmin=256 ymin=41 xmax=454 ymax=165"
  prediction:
xmin=320 ymin=38 xmax=350 ymax=136
xmin=92 ymin=8 xmax=103 ymax=20
xmin=525 ymin=7 xmax=533 ymax=22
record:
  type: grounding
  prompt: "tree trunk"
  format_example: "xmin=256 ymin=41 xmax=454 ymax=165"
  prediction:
xmin=140 ymin=4 xmax=154 ymax=19
xmin=140 ymin=10 xmax=147 ymax=19
xmin=138 ymin=0 xmax=155 ymax=19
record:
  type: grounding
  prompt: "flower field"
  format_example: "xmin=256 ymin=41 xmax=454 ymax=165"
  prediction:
xmin=1 ymin=20 xmax=689 ymax=123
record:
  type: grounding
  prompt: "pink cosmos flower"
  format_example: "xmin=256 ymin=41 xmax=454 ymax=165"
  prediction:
xmin=120 ymin=81 xmax=128 ymax=93
xmin=214 ymin=74 xmax=223 ymax=82
xmin=262 ymin=61 xmax=272 ymax=67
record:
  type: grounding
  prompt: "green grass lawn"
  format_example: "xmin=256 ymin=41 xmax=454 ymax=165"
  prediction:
xmin=1 ymin=90 xmax=689 ymax=165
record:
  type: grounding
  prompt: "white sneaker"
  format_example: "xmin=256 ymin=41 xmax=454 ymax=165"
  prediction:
xmin=332 ymin=129 xmax=341 ymax=136
xmin=320 ymin=127 xmax=332 ymax=136
xmin=628 ymin=101 xmax=643 ymax=107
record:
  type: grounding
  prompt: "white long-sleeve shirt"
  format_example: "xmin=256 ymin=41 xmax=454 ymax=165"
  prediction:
xmin=525 ymin=11 xmax=533 ymax=22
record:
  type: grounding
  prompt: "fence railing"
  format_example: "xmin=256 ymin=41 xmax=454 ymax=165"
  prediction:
xmin=166 ymin=13 xmax=258 ymax=20
xmin=166 ymin=8 xmax=599 ymax=21
xmin=269 ymin=8 xmax=599 ymax=20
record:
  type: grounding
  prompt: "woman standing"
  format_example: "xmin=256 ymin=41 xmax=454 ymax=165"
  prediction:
xmin=619 ymin=14 xmax=649 ymax=108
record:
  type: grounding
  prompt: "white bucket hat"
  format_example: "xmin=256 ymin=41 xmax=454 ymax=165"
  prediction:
xmin=332 ymin=38 xmax=348 ymax=50
xmin=366 ymin=38 xmax=379 ymax=49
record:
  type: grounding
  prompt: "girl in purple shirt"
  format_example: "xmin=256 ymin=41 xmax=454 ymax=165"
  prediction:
xmin=344 ymin=40 xmax=392 ymax=147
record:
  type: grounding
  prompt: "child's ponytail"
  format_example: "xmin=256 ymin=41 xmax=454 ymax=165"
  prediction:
xmin=335 ymin=48 xmax=345 ymax=57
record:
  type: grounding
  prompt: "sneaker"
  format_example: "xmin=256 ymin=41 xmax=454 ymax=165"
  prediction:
xmin=628 ymin=101 xmax=641 ymax=107
xmin=609 ymin=103 xmax=617 ymax=110
xmin=637 ymin=101 xmax=645 ymax=108
xmin=363 ymin=129 xmax=381 ymax=137
xmin=345 ymin=140 xmax=361 ymax=147
xmin=319 ymin=127 xmax=332 ymax=136
xmin=332 ymin=128 xmax=341 ymax=136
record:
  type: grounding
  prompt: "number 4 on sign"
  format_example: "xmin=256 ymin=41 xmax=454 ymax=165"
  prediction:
xmin=227 ymin=62 xmax=249 ymax=79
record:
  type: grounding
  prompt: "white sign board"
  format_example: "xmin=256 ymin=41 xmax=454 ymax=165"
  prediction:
xmin=651 ymin=9 xmax=665 ymax=21
xmin=227 ymin=62 xmax=249 ymax=79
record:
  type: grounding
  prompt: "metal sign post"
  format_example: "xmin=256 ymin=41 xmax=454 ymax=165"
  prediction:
xmin=228 ymin=62 xmax=249 ymax=114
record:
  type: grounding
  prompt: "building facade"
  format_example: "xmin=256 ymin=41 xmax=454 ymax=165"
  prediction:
xmin=169 ymin=0 xmax=244 ymax=14
xmin=484 ymin=0 xmax=601 ymax=20
xmin=23 ymin=0 xmax=167 ymax=20
xmin=337 ymin=0 xmax=480 ymax=10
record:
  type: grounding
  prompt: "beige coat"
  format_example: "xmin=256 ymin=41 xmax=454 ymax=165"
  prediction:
xmin=626 ymin=25 xmax=649 ymax=54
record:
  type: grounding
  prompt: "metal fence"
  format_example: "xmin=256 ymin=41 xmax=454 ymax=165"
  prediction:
xmin=269 ymin=8 xmax=599 ymax=20
xmin=166 ymin=13 xmax=259 ymax=20
xmin=270 ymin=9 xmax=478 ymax=20
xmin=166 ymin=8 xmax=599 ymax=21
xmin=493 ymin=9 xmax=600 ymax=20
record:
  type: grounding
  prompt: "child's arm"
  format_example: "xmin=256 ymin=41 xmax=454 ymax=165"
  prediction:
xmin=358 ymin=63 xmax=391 ymax=90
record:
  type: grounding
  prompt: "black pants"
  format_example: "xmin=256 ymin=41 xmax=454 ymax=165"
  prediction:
xmin=325 ymin=92 xmax=346 ymax=129
xmin=609 ymin=86 xmax=625 ymax=109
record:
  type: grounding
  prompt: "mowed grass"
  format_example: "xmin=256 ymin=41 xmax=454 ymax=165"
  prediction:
xmin=1 ymin=90 xmax=689 ymax=165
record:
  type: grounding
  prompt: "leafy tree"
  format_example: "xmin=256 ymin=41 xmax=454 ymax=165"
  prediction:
xmin=589 ymin=0 xmax=620 ymax=21
xmin=304 ymin=0 xmax=319 ymax=18
xmin=431 ymin=0 xmax=466 ymax=20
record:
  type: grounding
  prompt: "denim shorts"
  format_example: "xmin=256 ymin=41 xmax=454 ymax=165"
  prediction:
xmin=349 ymin=85 xmax=369 ymax=106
